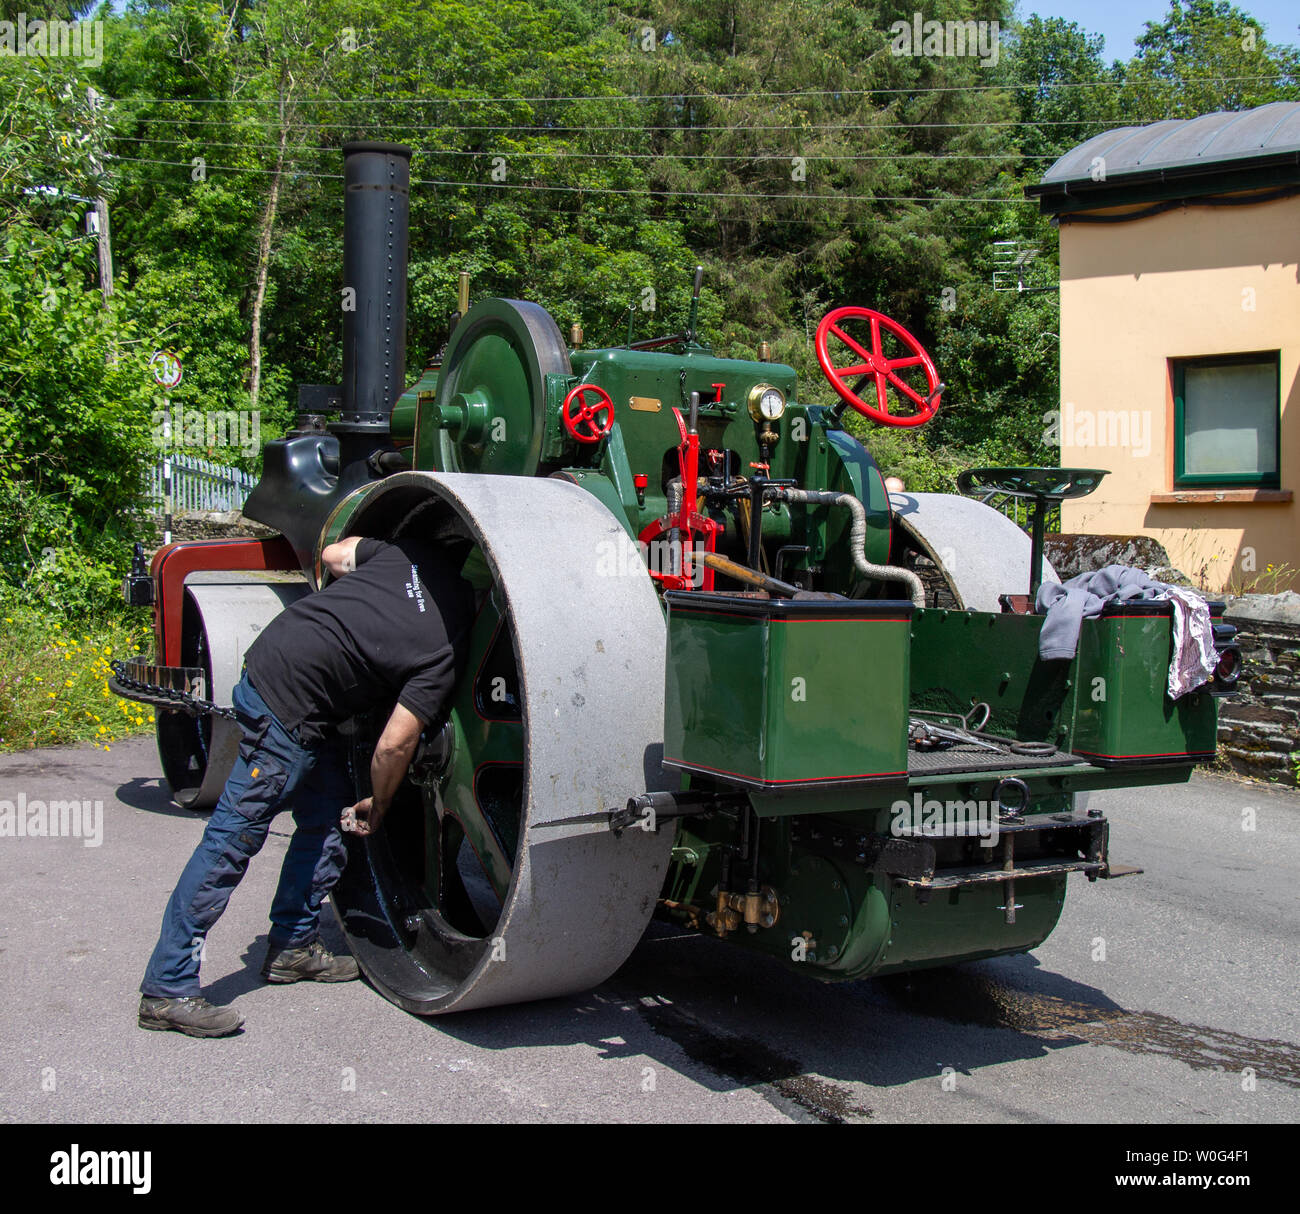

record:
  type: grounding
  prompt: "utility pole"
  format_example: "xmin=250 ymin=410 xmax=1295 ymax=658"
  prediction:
xmin=85 ymin=87 xmax=114 ymax=304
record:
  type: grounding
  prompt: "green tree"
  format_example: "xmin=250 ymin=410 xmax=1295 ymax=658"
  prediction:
xmin=1122 ymin=0 xmax=1299 ymax=118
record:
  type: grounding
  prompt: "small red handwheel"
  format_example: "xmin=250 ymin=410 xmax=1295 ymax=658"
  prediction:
xmin=815 ymin=305 xmax=942 ymax=427
xmin=562 ymin=384 xmax=615 ymax=443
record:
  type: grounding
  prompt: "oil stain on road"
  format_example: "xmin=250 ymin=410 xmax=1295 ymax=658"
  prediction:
xmin=879 ymin=968 xmax=1300 ymax=1089
xmin=632 ymin=995 xmax=873 ymax=1124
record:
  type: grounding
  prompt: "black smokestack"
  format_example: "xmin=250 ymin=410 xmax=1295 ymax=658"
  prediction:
xmin=243 ymin=141 xmax=413 ymax=574
xmin=338 ymin=141 xmax=411 ymax=435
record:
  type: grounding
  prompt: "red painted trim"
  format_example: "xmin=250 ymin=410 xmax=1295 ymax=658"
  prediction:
xmin=152 ymin=537 xmax=296 ymax=666
xmin=770 ymin=617 xmax=910 ymax=624
xmin=1072 ymin=748 xmax=1211 ymax=760
xmin=671 ymin=608 xmax=909 ymax=624
xmin=664 ymin=755 xmax=905 ymax=783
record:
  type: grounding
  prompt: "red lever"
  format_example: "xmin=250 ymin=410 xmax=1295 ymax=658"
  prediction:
xmin=711 ymin=383 xmax=725 ymax=404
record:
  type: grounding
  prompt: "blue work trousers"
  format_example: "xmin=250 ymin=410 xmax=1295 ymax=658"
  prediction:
xmin=141 ymin=672 xmax=351 ymax=998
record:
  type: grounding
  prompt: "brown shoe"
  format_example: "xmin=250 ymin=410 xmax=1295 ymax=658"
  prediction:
xmin=261 ymin=938 xmax=359 ymax=984
xmin=138 ymin=995 xmax=244 ymax=1038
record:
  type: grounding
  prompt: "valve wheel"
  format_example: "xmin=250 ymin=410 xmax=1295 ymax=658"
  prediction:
xmin=562 ymin=384 xmax=615 ymax=443
xmin=815 ymin=305 xmax=942 ymax=427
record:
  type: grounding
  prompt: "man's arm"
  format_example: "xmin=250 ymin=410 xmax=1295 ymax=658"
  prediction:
xmin=321 ymin=535 xmax=364 ymax=578
xmin=345 ymin=702 xmax=424 ymax=836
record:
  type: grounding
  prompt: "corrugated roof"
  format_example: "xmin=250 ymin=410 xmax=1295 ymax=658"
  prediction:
xmin=1040 ymin=102 xmax=1300 ymax=185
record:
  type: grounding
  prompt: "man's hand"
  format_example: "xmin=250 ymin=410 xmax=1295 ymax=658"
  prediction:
xmin=322 ymin=535 xmax=364 ymax=578
xmin=342 ymin=796 xmax=386 ymax=836
xmin=342 ymin=704 xmax=425 ymax=837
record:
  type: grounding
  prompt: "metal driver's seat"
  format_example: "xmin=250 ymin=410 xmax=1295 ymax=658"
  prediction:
xmin=955 ymin=467 xmax=1108 ymax=610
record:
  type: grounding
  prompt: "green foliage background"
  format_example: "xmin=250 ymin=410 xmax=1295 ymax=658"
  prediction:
xmin=1 ymin=0 xmax=1298 ymax=625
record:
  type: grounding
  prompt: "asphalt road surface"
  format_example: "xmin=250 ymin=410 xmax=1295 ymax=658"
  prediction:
xmin=1 ymin=737 xmax=1296 ymax=1124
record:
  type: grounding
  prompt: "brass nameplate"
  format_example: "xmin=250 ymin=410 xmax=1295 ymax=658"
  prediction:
xmin=628 ymin=396 xmax=662 ymax=412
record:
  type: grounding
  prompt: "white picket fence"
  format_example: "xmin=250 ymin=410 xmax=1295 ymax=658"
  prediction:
xmin=146 ymin=455 xmax=257 ymax=513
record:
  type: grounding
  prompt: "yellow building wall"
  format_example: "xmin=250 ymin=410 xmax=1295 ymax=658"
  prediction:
xmin=1057 ymin=193 xmax=1300 ymax=593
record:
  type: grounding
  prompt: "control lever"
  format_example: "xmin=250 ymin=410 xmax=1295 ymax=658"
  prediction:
xmin=698 ymin=552 xmax=842 ymax=601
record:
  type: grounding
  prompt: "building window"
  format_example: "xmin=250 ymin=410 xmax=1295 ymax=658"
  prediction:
xmin=1173 ymin=352 xmax=1280 ymax=489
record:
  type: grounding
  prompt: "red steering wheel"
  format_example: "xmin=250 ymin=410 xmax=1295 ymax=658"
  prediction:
xmin=562 ymin=384 xmax=615 ymax=444
xmin=815 ymin=306 xmax=942 ymax=427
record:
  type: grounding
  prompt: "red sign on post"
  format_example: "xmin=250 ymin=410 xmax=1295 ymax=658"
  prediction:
xmin=149 ymin=350 xmax=183 ymax=389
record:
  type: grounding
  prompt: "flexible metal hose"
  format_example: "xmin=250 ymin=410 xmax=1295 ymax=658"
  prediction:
xmin=774 ymin=488 xmax=925 ymax=607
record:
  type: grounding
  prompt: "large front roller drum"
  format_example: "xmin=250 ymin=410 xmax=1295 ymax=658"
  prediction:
xmin=331 ymin=472 xmax=674 ymax=1014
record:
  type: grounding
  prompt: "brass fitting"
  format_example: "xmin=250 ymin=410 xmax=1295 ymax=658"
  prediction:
xmin=744 ymin=885 xmax=781 ymax=930
xmin=706 ymin=888 xmax=743 ymax=937
xmin=707 ymin=886 xmax=780 ymax=937
xmin=570 ymin=322 xmax=584 ymax=347
xmin=658 ymin=897 xmax=705 ymax=931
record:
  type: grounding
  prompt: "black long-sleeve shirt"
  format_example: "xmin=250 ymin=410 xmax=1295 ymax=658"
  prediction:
xmin=245 ymin=538 xmax=475 ymax=744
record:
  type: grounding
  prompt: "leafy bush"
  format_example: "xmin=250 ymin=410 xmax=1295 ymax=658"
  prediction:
xmin=0 ymin=601 xmax=153 ymax=752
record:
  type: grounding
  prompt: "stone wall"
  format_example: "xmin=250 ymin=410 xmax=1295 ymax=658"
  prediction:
xmin=141 ymin=510 xmax=276 ymax=547
xmin=1045 ymin=533 xmax=1191 ymax=586
xmin=1218 ymin=592 xmax=1300 ymax=787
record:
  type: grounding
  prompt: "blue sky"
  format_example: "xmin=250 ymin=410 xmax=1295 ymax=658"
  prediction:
xmin=1018 ymin=1 xmax=1300 ymax=63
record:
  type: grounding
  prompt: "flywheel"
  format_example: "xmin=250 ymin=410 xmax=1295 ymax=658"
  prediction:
xmin=329 ymin=471 xmax=674 ymax=1014
xmin=428 ymin=299 xmax=570 ymax=477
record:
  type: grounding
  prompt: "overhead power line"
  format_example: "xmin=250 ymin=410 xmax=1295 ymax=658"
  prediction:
xmin=117 ymin=75 xmax=1298 ymax=104
xmin=98 ymin=114 xmax=1195 ymax=132
xmin=110 ymin=133 xmax=1056 ymax=161
xmin=105 ymin=152 xmax=1039 ymax=203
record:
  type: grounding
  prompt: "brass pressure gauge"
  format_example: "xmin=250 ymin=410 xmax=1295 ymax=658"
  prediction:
xmin=747 ymin=384 xmax=786 ymax=422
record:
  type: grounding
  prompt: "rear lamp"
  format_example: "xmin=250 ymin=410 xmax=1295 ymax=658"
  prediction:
xmin=1209 ymin=622 xmax=1241 ymax=696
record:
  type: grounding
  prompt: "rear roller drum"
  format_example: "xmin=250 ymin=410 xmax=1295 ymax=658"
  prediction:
xmin=156 ymin=579 xmax=308 ymax=809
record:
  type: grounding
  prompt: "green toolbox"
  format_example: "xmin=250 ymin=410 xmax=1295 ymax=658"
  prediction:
xmin=1070 ymin=602 xmax=1221 ymax=766
xmin=663 ymin=591 xmax=914 ymax=787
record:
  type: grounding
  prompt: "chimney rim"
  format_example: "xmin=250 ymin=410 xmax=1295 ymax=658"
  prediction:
xmin=342 ymin=141 xmax=413 ymax=159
